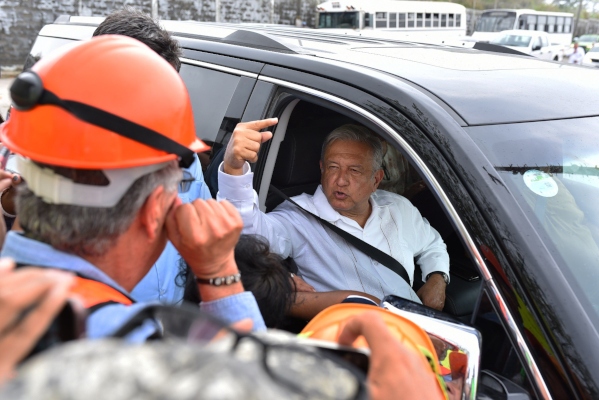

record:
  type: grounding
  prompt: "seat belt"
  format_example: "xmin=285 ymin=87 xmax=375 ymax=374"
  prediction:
xmin=269 ymin=185 xmax=411 ymax=285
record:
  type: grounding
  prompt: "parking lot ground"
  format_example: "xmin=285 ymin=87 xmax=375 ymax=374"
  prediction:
xmin=0 ymin=78 xmax=13 ymax=120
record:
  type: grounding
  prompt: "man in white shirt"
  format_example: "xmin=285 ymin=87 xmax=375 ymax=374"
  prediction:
xmin=218 ymin=119 xmax=450 ymax=310
xmin=568 ymin=42 xmax=585 ymax=64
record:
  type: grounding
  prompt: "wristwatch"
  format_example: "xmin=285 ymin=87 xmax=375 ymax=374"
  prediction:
xmin=426 ymin=271 xmax=449 ymax=285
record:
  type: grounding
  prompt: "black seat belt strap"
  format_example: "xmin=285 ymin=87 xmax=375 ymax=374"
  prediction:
xmin=269 ymin=185 xmax=411 ymax=285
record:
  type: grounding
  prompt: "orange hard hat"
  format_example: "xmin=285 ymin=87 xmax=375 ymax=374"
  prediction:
xmin=300 ymin=304 xmax=448 ymax=399
xmin=0 ymin=35 xmax=208 ymax=170
xmin=301 ymin=303 xmax=437 ymax=354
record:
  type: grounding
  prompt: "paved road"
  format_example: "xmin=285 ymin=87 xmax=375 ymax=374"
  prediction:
xmin=0 ymin=78 xmax=13 ymax=120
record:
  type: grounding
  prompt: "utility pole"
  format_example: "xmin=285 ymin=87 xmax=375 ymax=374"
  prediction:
xmin=573 ymin=0 xmax=584 ymax=38
xmin=271 ymin=0 xmax=275 ymax=24
xmin=215 ymin=0 xmax=221 ymax=22
xmin=151 ymin=0 xmax=158 ymax=19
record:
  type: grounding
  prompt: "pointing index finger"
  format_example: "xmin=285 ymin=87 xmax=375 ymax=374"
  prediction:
xmin=238 ymin=118 xmax=278 ymax=132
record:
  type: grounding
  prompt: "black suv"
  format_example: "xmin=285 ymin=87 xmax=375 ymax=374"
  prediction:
xmin=24 ymin=17 xmax=599 ymax=399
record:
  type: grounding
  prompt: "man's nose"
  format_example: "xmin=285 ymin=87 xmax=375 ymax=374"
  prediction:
xmin=336 ymin=171 xmax=350 ymax=186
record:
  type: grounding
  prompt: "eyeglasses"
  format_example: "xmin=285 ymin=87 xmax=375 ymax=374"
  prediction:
xmin=112 ymin=304 xmax=367 ymax=400
xmin=178 ymin=170 xmax=194 ymax=193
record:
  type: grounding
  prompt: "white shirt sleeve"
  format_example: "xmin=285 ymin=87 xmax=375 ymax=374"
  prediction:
xmin=216 ymin=161 xmax=294 ymax=258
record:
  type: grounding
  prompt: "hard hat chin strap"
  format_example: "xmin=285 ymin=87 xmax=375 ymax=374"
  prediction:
xmin=11 ymin=71 xmax=195 ymax=168
xmin=18 ymin=157 xmax=171 ymax=208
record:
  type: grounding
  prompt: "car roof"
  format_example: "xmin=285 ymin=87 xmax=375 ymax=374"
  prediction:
xmin=45 ymin=17 xmax=599 ymax=126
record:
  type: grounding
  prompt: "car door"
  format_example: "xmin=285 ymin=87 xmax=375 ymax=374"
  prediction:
xmin=240 ymin=63 xmax=579 ymax=398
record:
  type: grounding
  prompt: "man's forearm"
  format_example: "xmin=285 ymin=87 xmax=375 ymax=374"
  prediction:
xmin=289 ymin=291 xmax=380 ymax=320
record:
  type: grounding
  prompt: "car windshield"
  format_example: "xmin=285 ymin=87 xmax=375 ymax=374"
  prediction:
xmin=490 ymin=34 xmax=532 ymax=47
xmin=578 ymin=35 xmax=597 ymax=42
xmin=475 ymin=12 xmax=516 ymax=32
xmin=589 ymin=46 xmax=599 ymax=53
xmin=468 ymin=116 xmax=599 ymax=315
xmin=318 ymin=12 xmax=360 ymax=29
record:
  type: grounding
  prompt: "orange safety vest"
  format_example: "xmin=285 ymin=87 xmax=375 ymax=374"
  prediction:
xmin=69 ymin=276 xmax=134 ymax=309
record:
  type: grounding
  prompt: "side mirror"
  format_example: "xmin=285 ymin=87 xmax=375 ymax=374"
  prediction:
xmin=383 ymin=296 xmax=533 ymax=400
xmin=532 ymin=44 xmax=542 ymax=51
xmin=383 ymin=296 xmax=482 ymax=399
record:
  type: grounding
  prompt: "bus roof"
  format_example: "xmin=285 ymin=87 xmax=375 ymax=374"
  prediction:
xmin=317 ymin=0 xmax=466 ymax=13
xmin=481 ymin=9 xmax=573 ymax=17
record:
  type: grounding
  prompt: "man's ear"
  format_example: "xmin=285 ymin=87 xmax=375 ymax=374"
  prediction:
xmin=139 ymin=186 xmax=174 ymax=240
xmin=373 ymin=168 xmax=384 ymax=190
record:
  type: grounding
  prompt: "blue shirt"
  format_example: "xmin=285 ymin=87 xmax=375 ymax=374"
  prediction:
xmin=1 ymin=231 xmax=266 ymax=341
xmin=131 ymin=155 xmax=212 ymax=304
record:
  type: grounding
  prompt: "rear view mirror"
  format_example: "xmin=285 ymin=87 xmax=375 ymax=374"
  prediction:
xmin=383 ymin=295 xmax=481 ymax=399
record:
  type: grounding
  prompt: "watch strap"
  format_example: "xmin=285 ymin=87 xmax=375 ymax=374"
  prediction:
xmin=426 ymin=271 xmax=449 ymax=284
xmin=195 ymin=273 xmax=241 ymax=286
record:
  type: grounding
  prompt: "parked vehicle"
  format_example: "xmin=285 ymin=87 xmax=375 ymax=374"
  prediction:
xmin=574 ymin=34 xmax=599 ymax=53
xmin=489 ymin=30 xmax=565 ymax=61
xmin=472 ymin=9 xmax=573 ymax=46
xmin=582 ymin=44 xmax=599 ymax=67
xmin=23 ymin=17 xmax=599 ymax=399
xmin=315 ymin=0 xmax=467 ymax=39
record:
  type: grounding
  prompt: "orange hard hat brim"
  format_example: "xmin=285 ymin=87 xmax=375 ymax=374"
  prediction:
xmin=300 ymin=303 xmax=437 ymax=356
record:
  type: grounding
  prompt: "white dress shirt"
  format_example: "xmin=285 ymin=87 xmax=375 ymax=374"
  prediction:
xmin=218 ymin=162 xmax=449 ymax=302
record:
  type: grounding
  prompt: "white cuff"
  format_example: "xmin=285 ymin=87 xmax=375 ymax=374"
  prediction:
xmin=217 ymin=161 xmax=255 ymax=201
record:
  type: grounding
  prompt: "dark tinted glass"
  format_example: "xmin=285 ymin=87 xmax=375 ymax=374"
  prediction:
xmin=179 ymin=63 xmax=240 ymax=142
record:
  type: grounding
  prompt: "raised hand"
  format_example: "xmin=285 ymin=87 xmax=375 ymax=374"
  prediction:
xmin=223 ymin=118 xmax=278 ymax=175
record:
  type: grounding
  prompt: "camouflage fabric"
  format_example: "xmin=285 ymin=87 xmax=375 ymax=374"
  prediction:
xmin=0 ymin=336 xmax=363 ymax=400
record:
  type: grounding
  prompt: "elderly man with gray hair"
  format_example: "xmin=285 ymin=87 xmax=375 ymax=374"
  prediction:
xmin=218 ymin=119 xmax=450 ymax=311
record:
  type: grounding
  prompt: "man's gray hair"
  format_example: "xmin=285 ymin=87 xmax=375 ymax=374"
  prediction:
xmin=18 ymin=163 xmax=181 ymax=257
xmin=321 ymin=124 xmax=384 ymax=173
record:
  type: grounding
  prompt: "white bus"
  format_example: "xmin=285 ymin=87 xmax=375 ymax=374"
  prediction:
xmin=315 ymin=0 xmax=467 ymax=39
xmin=471 ymin=9 xmax=573 ymax=45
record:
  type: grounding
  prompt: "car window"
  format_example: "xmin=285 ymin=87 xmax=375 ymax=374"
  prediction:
xmin=179 ymin=63 xmax=241 ymax=142
xmin=468 ymin=117 xmax=599 ymax=314
xmin=490 ymin=34 xmax=532 ymax=47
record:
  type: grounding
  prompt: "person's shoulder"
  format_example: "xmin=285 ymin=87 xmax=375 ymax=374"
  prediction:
xmin=373 ymin=189 xmax=411 ymax=206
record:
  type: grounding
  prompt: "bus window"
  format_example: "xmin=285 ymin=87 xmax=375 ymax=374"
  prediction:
xmin=390 ymin=12 xmax=397 ymax=28
xmin=519 ymin=17 xmax=526 ymax=29
xmin=456 ymin=13 xmax=461 ymax=27
xmin=565 ymin=17 xmax=572 ymax=33
xmin=548 ymin=16 xmax=556 ymax=33
xmin=425 ymin=13 xmax=432 ymax=27
xmin=417 ymin=13 xmax=424 ymax=27
xmin=318 ymin=12 xmax=359 ymax=29
xmin=476 ymin=11 xmax=516 ymax=32
xmin=376 ymin=12 xmax=387 ymax=28
xmin=537 ymin=15 xmax=547 ymax=31
xmin=557 ymin=16 xmax=564 ymax=33
xmin=398 ymin=13 xmax=406 ymax=28
xmin=448 ymin=14 xmax=454 ymax=27
xmin=433 ymin=13 xmax=440 ymax=27
xmin=526 ymin=15 xmax=536 ymax=30
xmin=441 ymin=14 xmax=447 ymax=27
xmin=408 ymin=13 xmax=415 ymax=28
